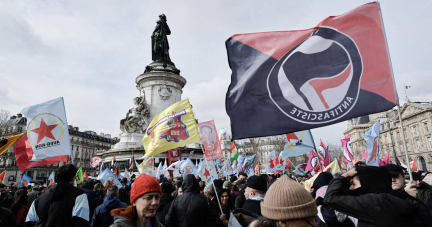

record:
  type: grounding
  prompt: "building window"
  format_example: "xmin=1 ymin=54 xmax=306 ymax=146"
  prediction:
xmin=76 ymin=146 xmax=79 ymax=151
xmin=400 ymin=145 xmax=404 ymax=153
xmin=425 ymin=123 xmax=429 ymax=133
xmin=417 ymin=140 xmax=421 ymax=151
xmin=414 ymin=126 xmax=418 ymax=135
xmin=71 ymin=145 xmax=74 ymax=151
xmin=407 ymin=143 xmax=411 ymax=151
xmin=404 ymin=130 xmax=407 ymax=138
xmin=428 ymin=137 xmax=432 ymax=149
xmin=18 ymin=127 xmax=22 ymax=132
xmin=397 ymin=132 xmax=400 ymax=140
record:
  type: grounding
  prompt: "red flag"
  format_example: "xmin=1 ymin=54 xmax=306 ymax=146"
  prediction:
xmin=0 ymin=171 xmax=5 ymax=184
xmin=410 ymin=158 xmax=417 ymax=171
xmin=14 ymin=135 xmax=68 ymax=173
xmin=83 ymin=170 xmax=88 ymax=179
xmin=254 ymin=163 xmax=260 ymax=174
xmin=129 ymin=151 xmax=135 ymax=172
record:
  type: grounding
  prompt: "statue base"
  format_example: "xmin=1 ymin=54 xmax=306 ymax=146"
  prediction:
xmin=111 ymin=132 xmax=144 ymax=151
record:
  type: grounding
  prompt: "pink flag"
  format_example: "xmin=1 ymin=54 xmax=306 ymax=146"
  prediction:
xmin=382 ymin=152 xmax=390 ymax=165
xmin=305 ymin=150 xmax=322 ymax=176
xmin=341 ymin=136 xmax=354 ymax=164
xmin=318 ymin=140 xmax=330 ymax=167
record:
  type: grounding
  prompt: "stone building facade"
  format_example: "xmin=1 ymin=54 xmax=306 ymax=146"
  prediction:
xmin=343 ymin=102 xmax=432 ymax=171
xmin=0 ymin=114 xmax=119 ymax=185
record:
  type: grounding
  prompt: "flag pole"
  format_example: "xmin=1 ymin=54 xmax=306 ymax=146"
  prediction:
xmin=204 ymin=159 xmax=224 ymax=215
xmin=396 ymin=101 xmax=412 ymax=180
xmin=308 ymin=130 xmax=324 ymax=171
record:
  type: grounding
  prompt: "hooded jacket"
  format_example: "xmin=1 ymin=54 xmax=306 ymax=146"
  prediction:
xmin=417 ymin=181 xmax=432 ymax=215
xmin=165 ymin=175 xmax=219 ymax=227
xmin=91 ymin=195 xmax=127 ymax=227
xmin=324 ymin=167 xmax=422 ymax=227
xmin=82 ymin=187 xmax=104 ymax=220
xmin=110 ymin=205 xmax=163 ymax=227
xmin=156 ymin=193 xmax=173 ymax=225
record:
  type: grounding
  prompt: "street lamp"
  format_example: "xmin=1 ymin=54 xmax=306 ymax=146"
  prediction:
xmin=386 ymin=113 xmax=401 ymax=166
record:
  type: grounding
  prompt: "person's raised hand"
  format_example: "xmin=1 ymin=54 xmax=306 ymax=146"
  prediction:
xmin=220 ymin=214 xmax=227 ymax=221
xmin=405 ymin=180 xmax=418 ymax=197
xmin=353 ymin=160 xmax=366 ymax=167
xmin=342 ymin=167 xmax=358 ymax=178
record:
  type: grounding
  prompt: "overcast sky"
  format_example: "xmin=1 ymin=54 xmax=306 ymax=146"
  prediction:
xmin=1 ymin=0 xmax=431 ymax=147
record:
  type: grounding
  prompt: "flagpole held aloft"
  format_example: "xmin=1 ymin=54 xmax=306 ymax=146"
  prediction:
xmin=309 ymin=130 xmax=324 ymax=172
xmin=396 ymin=101 xmax=412 ymax=180
xmin=205 ymin=159 xmax=224 ymax=215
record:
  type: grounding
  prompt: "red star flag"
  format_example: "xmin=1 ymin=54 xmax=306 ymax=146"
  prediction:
xmin=0 ymin=171 xmax=5 ymax=184
xmin=21 ymin=97 xmax=72 ymax=161
xmin=197 ymin=160 xmax=218 ymax=185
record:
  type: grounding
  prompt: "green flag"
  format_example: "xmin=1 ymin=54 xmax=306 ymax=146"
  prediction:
xmin=76 ymin=167 xmax=83 ymax=184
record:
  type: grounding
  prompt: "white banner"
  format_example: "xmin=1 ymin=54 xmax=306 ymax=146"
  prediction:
xmin=21 ymin=97 xmax=72 ymax=161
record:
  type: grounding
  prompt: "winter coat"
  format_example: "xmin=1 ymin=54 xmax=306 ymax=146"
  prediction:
xmin=0 ymin=206 xmax=17 ymax=227
xmin=242 ymin=194 xmax=264 ymax=216
xmin=165 ymin=175 xmax=219 ymax=227
xmin=228 ymin=209 xmax=260 ymax=227
xmin=234 ymin=189 xmax=245 ymax=209
xmin=82 ymin=187 xmax=104 ymax=220
xmin=0 ymin=191 xmax=14 ymax=209
xmin=91 ymin=195 xmax=127 ymax=227
xmin=25 ymin=181 xmax=89 ymax=227
xmin=324 ymin=176 xmax=422 ymax=227
xmin=394 ymin=190 xmax=432 ymax=227
xmin=110 ymin=205 xmax=163 ymax=227
xmin=27 ymin=189 xmax=40 ymax=205
xmin=315 ymin=205 xmax=356 ymax=227
xmin=156 ymin=193 xmax=173 ymax=225
xmin=417 ymin=182 xmax=432 ymax=214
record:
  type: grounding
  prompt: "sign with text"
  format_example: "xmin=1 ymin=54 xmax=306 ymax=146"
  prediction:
xmin=197 ymin=120 xmax=224 ymax=161
xmin=168 ymin=148 xmax=181 ymax=165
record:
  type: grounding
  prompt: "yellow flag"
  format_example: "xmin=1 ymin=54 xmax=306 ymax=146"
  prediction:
xmin=142 ymin=99 xmax=201 ymax=157
xmin=0 ymin=132 xmax=26 ymax=156
xmin=304 ymin=160 xmax=341 ymax=192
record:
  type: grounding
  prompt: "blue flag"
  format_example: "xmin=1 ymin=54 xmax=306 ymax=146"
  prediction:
xmin=241 ymin=154 xmax=256 ymax=174
xmin=266 ymin=150 xmax=277 ymax=173
xmin=48 ymin=171 xmax=55 ymax=185
xmin=99 ymin=159 xmax=104 ymax=175
xmin=223 ymin=158 xmax=233 ymax=176
xmin=280 ymin=131 xmax=315 ymax=157
xmin=363 ymin=119 xmax=380 ymax=166
xmin=180 ymin=158 xmax=196 ymax=177
xmin=197 ymin=160 xmax=218 ymax=185
xmin=98 ymin=168 xmax=122 ymax=188
xmin=215 ymin=157 xmax=228 ymax=167
xmin=19 ymin=174 xmax=32 ymax=188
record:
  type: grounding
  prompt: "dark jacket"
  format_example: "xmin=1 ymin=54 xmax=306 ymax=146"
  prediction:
xmin=228 ymin=209 xmax=259 ymax=227
xmin=26 ymin=181 xmax=88 ymax=227
xmin=315 ymin=205 xmax=356 ymax=227
xmin=0 ymin=206 xmax=17 ymax=227
xmin=242 ymin=194 xmax=264 ymax=216
xmin=0 ymin=191 xmax=14 ymax=209
xmin=234 ymin=189 xmax=245 ymax=209
xmin=417 ymin=182 xmax=432 ymax=214
xmin=110 ymin=205 xmax=163 ymax=227
xmin=82 ymin=188 xmax=103 ymax=220
xmin=394 ymin=190 xmax=432 ymax=227
xmin=165 ymin=175 xmax=219 ymax=227
xmin=91 ymin=195 xmax=127 ymax=227
xmin=324 ymin=176 xmax=421 ymax=227
xmin=27 ymin=189 xmax=40 ymax=205
xmin=156 ymin=193 xmax=173 ymax=225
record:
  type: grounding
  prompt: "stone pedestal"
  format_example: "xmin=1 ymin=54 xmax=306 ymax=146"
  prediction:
xmin=111 ymin=132 xmax=144 ymax=151
xmin=136 ymin=62 xmax=186 ymax=121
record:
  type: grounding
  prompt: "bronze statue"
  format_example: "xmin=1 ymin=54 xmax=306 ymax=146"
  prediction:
xmin=151 ymin=14 xmax=171 ymax=66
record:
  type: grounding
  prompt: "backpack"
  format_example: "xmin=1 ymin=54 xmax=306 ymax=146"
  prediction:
xmin=17 ymin=202 xmax=30 ymax=226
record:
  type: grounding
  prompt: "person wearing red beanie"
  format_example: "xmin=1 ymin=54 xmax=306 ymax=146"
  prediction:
xmin=110 ymin=174 xmax=163 ymax=227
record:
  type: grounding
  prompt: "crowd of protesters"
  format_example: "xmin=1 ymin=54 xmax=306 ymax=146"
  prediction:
xmin=0 ymin=161 xmax=431 ymax=226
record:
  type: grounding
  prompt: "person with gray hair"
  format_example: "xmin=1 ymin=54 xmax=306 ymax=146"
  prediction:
xmin=91 ymin=185 xmax=127 ymax=227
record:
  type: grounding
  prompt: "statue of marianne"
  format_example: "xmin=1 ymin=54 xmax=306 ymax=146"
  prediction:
xmin=151 ymin=14 xmax=171 ymax=65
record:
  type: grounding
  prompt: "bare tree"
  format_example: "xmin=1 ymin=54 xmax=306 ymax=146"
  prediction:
xmin=327 ymin=142 xmax=343 ymax=162
xmin=0 ymin=109 xmax=10 ymax=136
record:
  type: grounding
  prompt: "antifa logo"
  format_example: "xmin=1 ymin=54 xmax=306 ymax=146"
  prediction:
xmin=268 ymin=27 xmax=363 ymax=124
xmin=344 ymin=140 xmax=353 ymax=162
xmin=318 ymin=146 xmax=327 ymax=160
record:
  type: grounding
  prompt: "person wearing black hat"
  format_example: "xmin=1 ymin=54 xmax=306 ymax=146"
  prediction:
xmin=242 ymin=176 xmax=266 ymax=215
xmin=413 ymin=171 xmax=432 ymax=216
xmin=384 ymin=164 xmax=432 ymax=226
xmin=324 ymin=165 xmax=423 ymax=226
